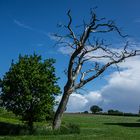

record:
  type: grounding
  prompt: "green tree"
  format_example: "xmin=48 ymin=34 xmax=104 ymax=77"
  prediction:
xmin=0 ymin=54 xmax=61 ymax=132
xmin=90 ymin=105 xmax=102 ymax=114
xmin=108 ymin=109 xmax=123 ymax=115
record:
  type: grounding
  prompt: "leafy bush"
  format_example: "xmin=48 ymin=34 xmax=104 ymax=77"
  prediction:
xmin=67 ymin=123 xmax=80 ymax=134
xmin=33 ymin=125 xmax=52 ymax=135
xmin=53 ymin=123 xmax=80 ymax=135
xmin=0 ymin=122 xmax=29 ymax=135
xmin=108 ymin=109 xmax=123 ymax=116
xmin=107 ymin=109 xmax=139 ymax=116
xmin=123 ymin=113 xmax=138 ymax=117
xmin=0 ymin=107 xmax=4 ymax=113
xmin=45 ymin=110 xmax=55 ymax=121
xmin=30 ymin=123 xmax=80 ymax=135
xmin=0 ymin=107 xmax=19 ymax=119
xmin=83 ymin=111 xmax=88 ymax=114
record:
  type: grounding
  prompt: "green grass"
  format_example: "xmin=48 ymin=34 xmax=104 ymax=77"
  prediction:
xmin=1 ymin=112 xmax=140 ymax=139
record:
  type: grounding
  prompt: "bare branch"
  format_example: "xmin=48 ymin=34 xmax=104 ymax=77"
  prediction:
xmin=82 ymin=55 xmax=113 ymax=62
xmin=80 ymin=68 xmax=95 ymax=82
xmin=67 ymin=10 xmax=79 ymax=46
xmin=92 ymin=21 xmax=128 ymax=37
xmin=75 ymin=50 xmax=139 ymax=89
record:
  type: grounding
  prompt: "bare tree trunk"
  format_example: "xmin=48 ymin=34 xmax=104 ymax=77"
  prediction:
xmin=53 ymin=90 xmax=71 ymax=129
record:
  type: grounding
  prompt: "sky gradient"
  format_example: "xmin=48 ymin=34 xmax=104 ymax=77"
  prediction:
xmin=0 ymin=0 xmax=140 ymax=113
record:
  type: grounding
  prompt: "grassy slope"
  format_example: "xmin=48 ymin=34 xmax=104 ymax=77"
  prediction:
xmin=1 ymin=113 xmax=140 ymax=140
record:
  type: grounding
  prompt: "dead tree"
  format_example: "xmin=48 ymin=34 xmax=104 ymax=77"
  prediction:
xmin=52 ymin=10 xmax=140 ymax=129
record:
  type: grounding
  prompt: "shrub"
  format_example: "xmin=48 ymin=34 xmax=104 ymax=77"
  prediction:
xmin=123 ymin=113 xmax=138 ymax=117
xmin=46 ymin=110 xmax=55 ymax=121
xmin=67 ymin=123 xmax=80 ymax=134
xmin=33 ymin=125 xmax=52 ymax=135
xmin=83 ymin=111 xmax=88 ymax=114
xmin=33 ymin=123 xmax=80 ymax=135
xmin=108 ymin=109 xmax=123 ymax=116
xmin=0 ymin=123 xmax=29 ymax=135
xmin=54 ymin=123 xmax=80 ymax=135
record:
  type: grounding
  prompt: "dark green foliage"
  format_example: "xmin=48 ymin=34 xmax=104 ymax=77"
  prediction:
xmin=53 ymin=123 xmax=80 ymax=135
xmin=0 ymin=54 xmax=61 ymax=131
xmin=123 ymin=113 xmax=138 ymax=117
xmin=45 ymin=110 xmax=55 ymax=121
xmin=83 ymin=111 xmax=88 ymax=114
xmin=22 ymin=123 xmax=80 ymax=135
xmin=107 ymin=109 xmax=139 ymax=116
xmin=0 ymin=122 xmax=29 ymax=135
xmin=108 ymin=109 xmax=123 ymax=116
xmin=23 ymin=123 xmax=80 ymax=136
xmin=0 ymin=107 xmax=19 ymax=119
xmin=66 ymin=123 xmax=80 ymax=134
xmin=0 ymin=107 xmax=5 ymax=114
xmin=90 ymin=105 xmax=102 ymax=114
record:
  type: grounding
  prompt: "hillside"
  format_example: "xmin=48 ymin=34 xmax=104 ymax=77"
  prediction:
xmin=1 ymin=110 xmax=140 ymax=139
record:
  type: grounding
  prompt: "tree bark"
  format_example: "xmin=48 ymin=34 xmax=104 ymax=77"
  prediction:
xmin=53 ymin=90 xmax=71 ymax=129
xmin=28 ymin=120 xmax=33 ymax=134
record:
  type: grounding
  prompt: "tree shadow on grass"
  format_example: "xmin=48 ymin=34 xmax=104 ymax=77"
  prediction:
xmin=104 ymin=122 xmax=140 ymax=127
xmin=0 ymin=122 xmax=28 ymax=135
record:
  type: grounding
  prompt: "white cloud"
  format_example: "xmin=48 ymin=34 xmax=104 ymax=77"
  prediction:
xmin=58 ymin=43 xmax=139 ymax=65
xmin=100 ymin=56 xmax=140 ymax=113
xmin=56 ymin=91 xmax=103 ymax=112
xmin=14 ymin=19 xmax=48 ymax=37
xmin=67 ymin=93 xmax=88 ymax=112
xmin=47 ymin=33 xmax=62 ymax=41
xmin=134 ymin=18 xmax=140 ymax=23
xmin=58 ymin=46 xmax=73 ymax=55
xmin=14 ymin=19 xmax=34 ymax=30
xmin=84 ymin=91 xmax=103 ymax=107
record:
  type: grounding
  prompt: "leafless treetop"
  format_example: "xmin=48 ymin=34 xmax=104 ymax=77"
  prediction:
xmin=53 ymin=9 xmax=140 ymax=93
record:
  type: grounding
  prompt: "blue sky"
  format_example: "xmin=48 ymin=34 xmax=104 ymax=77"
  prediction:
xmin=1 ymin=0 xmax=140 ymax=112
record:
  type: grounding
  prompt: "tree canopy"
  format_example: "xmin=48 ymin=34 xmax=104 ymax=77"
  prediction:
xmin=90 ymin=105 xmax=102 ymax=114
xmin=0 ymin=54 xmax=61 ymax=131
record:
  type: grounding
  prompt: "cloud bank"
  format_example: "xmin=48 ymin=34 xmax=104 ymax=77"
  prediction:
xmin=56 ymin=56 xmax=140 ymax=113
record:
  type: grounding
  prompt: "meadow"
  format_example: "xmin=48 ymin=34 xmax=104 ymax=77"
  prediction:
xmin=1 ymin=111 xmax=140 ymax=140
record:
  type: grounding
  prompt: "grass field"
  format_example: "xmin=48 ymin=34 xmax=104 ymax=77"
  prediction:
xmin=1 ymin=111 xmax=140 ymax=140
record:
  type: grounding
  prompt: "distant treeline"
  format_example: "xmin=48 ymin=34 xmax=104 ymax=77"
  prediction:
xmin=82 ymin=110 xmax=139 ymax=117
